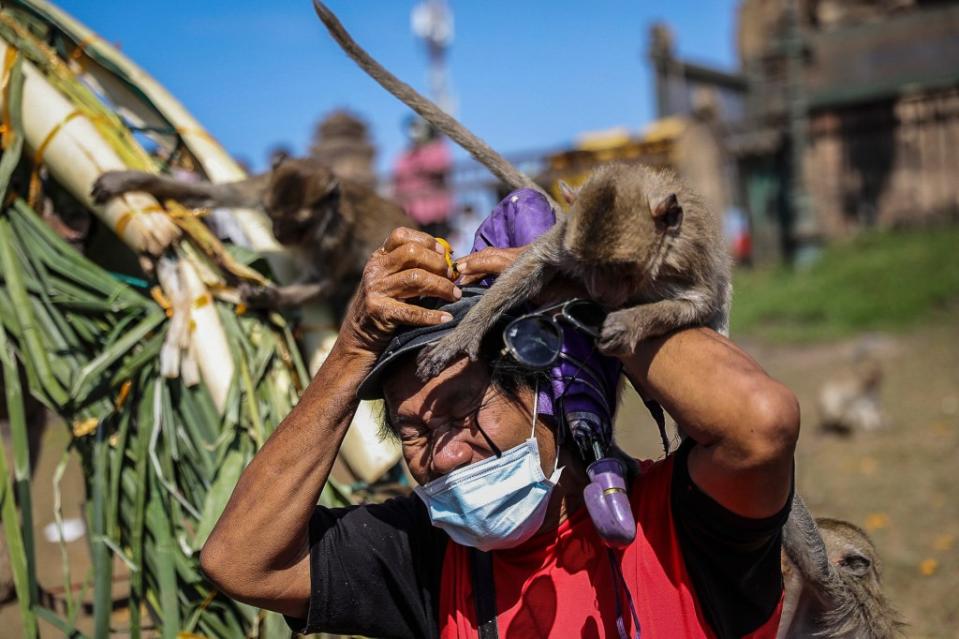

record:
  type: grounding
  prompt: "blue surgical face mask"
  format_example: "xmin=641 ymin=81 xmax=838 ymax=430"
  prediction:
xmin=413 ymin=386 xmax=563 ymax=551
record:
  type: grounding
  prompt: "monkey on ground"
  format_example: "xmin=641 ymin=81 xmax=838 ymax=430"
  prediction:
xmin=91 ymin=155 xmax=413 ymax=316
xmin=818 ymin=357 xmax=885 ymax=435
xmin=780 ymin=495 xmax=904 ymax=638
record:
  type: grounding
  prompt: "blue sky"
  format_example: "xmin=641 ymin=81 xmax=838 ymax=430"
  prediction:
xmin=58 ymin=1 xmax=739 ymax=174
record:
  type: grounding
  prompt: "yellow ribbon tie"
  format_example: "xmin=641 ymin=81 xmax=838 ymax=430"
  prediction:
xmin=1 ymin=46 xmax=18 ymax=150
xmin=28 ymin=110 xmax=83 ymax=208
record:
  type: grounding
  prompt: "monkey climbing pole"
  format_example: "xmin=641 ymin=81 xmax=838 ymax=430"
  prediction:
xmin=0 ymin=2 xmax=354 ymax=638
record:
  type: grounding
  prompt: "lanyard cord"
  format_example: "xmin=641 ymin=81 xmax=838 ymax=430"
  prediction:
xmin=607 ymin=548 xmax=642 ymax=639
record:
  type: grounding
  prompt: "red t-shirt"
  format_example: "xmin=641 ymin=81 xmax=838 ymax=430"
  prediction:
xmin=437 ymin=453 xmax=783 ymax=638
xmin=292 ymin=441 xmax=788 ymax=639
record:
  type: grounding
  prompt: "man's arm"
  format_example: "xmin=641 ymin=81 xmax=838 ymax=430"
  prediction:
xmin=456 ymin=247 xmax=797 ymax=517
xmin=622 ymin=328 xmax=799 ymax=518
xmin=199 ymin=227 xmax=458 ymax=617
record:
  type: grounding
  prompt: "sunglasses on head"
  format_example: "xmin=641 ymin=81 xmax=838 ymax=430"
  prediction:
xmin=502 ymin=299 xmax=607 ymax=369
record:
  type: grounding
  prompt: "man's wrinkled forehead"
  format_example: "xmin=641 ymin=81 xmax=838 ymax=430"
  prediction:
xmin=381 ymin=355 xmax=489 ymax=421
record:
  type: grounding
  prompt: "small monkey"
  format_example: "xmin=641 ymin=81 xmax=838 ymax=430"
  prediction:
xmin=418 ymin=163 xmax=732 ymax=376
xmin=92 ymin=156 xmax=412 ymax=315
xmin=780 ymin=496 xmax=904 ymax=638
xmin=312 ymin=1 xmax=731 ymax=378
xmin=818 ymin=357 xmax=885 ymax=435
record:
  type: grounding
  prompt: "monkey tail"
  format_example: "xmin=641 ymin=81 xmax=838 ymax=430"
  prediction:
xmin=312 ymin=1 xmax=558 ymax=210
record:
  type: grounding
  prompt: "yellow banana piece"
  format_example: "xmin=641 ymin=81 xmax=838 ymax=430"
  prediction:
xmin=434 ymin=237 xmax=459 ymax=278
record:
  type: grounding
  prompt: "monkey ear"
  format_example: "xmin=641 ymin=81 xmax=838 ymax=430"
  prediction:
xmin=652 ymin=193 xmax=683 ymax=230
xmin=559 ymin=180 xmax=579 ymax=206
xmin=840 ymin=552 xmax=872 ymax=577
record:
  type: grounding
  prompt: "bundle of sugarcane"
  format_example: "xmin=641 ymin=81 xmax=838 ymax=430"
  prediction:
xmin=0 ymin=10 xmax=350 ymax=639
xmin=8 ymin=0 xmax=401 ymax=481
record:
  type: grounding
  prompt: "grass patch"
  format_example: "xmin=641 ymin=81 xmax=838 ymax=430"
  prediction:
xmin=731 ymin=226 xmax=959 ymax=342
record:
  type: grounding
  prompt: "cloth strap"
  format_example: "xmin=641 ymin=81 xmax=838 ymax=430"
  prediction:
xmin=469 ymin=548 xmax=499 ymax=639
xmin=607 ymin=548 xmax=642 ymax=638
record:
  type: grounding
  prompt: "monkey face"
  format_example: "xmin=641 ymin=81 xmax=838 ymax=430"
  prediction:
xmin=264 ymin=158 xmax=341 ymax=245
xmin=563 ymin=164 xmax=683 ymax=268
xmin=818 ymin=518 xmax=881 ymax=587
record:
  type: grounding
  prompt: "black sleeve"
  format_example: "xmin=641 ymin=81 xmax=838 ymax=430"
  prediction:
xmin=286 ymin=495 xmax=448 ymax=639
xmin=671 ymin=438 xmax=792 ymax=639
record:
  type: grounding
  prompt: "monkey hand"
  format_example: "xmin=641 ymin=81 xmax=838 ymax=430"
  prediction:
xmin=239 ymin=283 xmax=281 ymax=308
xmin=91 ymin=170 xmax=151 ymax=204
xmin=453 ymin=247 xmax=525 ymax=285
xmin=597 ymin=309 xmax=642 ymax=357
xmin=415 ymin=329 xmax=481 ymax=380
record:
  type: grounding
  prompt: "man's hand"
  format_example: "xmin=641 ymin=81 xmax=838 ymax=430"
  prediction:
xmin=339 ymin=227 xmax=461 ymax=362
xmin=200 ymin=228 xmax=460 ymax=616
xmin=454 ymin=246 xmax=524 ymax=285
xmin=456 ymin=245 xmax=589 ymax=304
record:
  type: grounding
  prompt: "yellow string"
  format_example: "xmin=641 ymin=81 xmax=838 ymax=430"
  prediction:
xmin=114 ymin=379 xmax=133 ymax=411
xmin=175 ymin=126 xmax=216 ymax=144
xmin=114 ymin=202 xmax=164 ymax=237
xmin=72 ymin=417 xmax=99 ymax=438
xmin=150 ymin=286 xmax=174 ymax=317
xmin=28 ymin=109 xmax=83 ymax=209
xmin=69 ymin=33 xmax=100 ymax=61
xmin=193 ymin=293 xmax=211 ymax=309
xmin=1 ymin=46 xmax=18 ymax=150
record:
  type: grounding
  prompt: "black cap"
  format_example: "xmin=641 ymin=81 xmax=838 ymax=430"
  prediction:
xmin=356 ymin=287 xmax=516 ymax=400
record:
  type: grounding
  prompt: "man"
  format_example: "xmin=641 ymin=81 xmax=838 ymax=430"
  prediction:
xmin=200 ymin=198 xmax=799 ymax=637
xmin=392 ymin=117 xmax=454 ymax=237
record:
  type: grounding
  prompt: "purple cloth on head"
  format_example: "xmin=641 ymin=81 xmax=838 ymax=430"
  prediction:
xmin=469 ymin=189 xmax=622 ymax=454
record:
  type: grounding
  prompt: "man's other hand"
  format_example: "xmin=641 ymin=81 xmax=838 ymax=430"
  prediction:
xmin=338 ymin=227 xmax=461 ymax=363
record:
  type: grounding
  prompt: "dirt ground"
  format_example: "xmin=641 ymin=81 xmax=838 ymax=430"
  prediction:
xmin=615 ymin=314 xmax=959 ymax=639
xmin=2 ymin=314 xmax=957 ymax=637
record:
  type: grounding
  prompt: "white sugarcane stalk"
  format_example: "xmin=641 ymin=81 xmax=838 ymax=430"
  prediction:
xmin=177 ymin=259 xmax=233 ymax=412
xmin=20 ymin=0 xmax=282 ymax=257
xmin=156 ymin=258 xmax=187 ymax=380
xmin=305 ymin=320 xmax=402 ymax=484
xmin=181 ymin=341 xmax=201 ymax=388
xmin=22 ymin=0 xmax=398 ymax=480
xmin=0 ymin=37 xmax=179 ymax=255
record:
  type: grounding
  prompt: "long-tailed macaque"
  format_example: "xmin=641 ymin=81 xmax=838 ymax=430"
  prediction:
xmin=92 ymin=156 xmax=412 ymax=315
xmin=415 ymin=163 xmax=731 ymax=376
xmin=309 ymin=1 xmax=731 ymax=377
xmin=310 ymin=6 xmax=903 ymax=639
xmin=780 ymin=496 xmax=904 ymax=638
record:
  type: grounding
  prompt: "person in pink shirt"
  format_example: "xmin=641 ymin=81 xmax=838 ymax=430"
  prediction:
xmin=393 ymin=117 xmax=454 ymax=237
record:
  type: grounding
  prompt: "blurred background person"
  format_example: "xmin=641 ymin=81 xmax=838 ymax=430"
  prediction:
xmin=392 ymin=116 xmax=453 ymax=237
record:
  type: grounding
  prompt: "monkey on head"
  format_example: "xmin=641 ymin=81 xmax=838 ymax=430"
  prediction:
xmin=416 ymin=162 xmax=731 ymax=377
xmin=308 ymin=1 xmax=730 ymax=377
xmin=92 ymin=155 xmax=413 ymax=316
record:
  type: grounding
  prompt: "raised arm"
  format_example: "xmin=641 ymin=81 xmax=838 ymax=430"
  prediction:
xmin=622 ymin=328 xmax=799 ymax=518
xmin=199 ymin=227 xmax=459 ymax=617
xmin=91 ymin=170 xmax=269 ymax=209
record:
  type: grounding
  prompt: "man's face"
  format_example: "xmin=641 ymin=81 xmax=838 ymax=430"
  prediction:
xmin=382 ymin=356 xmax=556 ymax=485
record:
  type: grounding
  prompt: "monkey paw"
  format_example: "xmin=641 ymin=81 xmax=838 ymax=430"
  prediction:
xmin=597 ymin=311 xmax=638 ymax=357
xmin=239 ymin=283 xmax=280 ymax=308
xmin=415 ymin=332 xmax=482 ymax=381
xmin=91 ymin=171 xmax=138 ymax=204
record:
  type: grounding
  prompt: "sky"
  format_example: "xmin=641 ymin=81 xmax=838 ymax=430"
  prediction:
xmin=57 ymin=0 xmax=740 ymax=175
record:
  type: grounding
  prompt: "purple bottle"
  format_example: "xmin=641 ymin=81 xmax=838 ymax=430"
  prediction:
xmin=471 ymin=189 xmax=636 ymax=549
